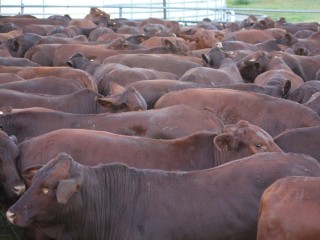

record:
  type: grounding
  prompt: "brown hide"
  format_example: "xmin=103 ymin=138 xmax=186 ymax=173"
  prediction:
xmin=273 ymin=126 xmax=320 ymax=162
xmin=0 ymin=76 xmax=88 ymax=95
xmin=103 ymin=53 xmax=202 ymax=77
xmin=7 ymin=152 xmax=320 ymax=240
xmin=154 ymin=88 xmax=320 ymax=137
xmin=0 ymin=105 xmax=224 ymax=143
xmin=0 ymin=66 xmax=98 ymax=92
xmin=257 ymin=176 xmax=320 ymax=240
xmin=15 ymin=121 xmax=282 ymax=179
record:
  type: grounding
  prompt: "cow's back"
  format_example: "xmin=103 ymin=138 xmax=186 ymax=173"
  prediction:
xmin=274 ymin=126 xmax=320 ymax=161
xmin=257 ymin=176 xmax=320 ymax=240
xmin=154 ymin=88 xmax=320 ymax=136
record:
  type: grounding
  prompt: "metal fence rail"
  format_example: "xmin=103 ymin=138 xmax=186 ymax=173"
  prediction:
xmin=0 ymin=4 xmax=319 ymax=23
xmin=0 ymin=3 xmax=234 ymax=22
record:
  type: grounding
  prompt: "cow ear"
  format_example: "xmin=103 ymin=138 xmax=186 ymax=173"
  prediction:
xmin=214 ymin=133 xmax=237 ymax=151
xmin=11 ymin=39 xmax=20 ymax=51
xmin=224 ymin=124 xmax=237 ymax=133
xmin=66 ymin=60 xmax=74 ymax=67
xmin=285 ymin=33 xmax=294 ymax=45
xmin=215 ymin=32 xmax=224 ymax=41
xmin=56 ymin=179 xmax=79 ymax=204
xmin=277 ymin=44 xmax=288 ymax=52
xmin=122 ymin=43 xmax=130 ymax=50
xmin=161 ymin=38 xmax=174 ymax=49
xmin=9 ymin=135 xmax=18 ymax=144
xmin=22 ymin=166 xmax=43 ymax=184
xmin=96 ymin=97 xmax=119 ymax=108
xmin=253 ymin=62 xmax=260 ymax=69
xmin=259 ymin=20 xmax=266 ymax=27
xmin=201 ymin=54 xmax=210 ymax=65
xmin=109 ymin=81 xmax=125 ymax=95
xmin=283 ymin=80 xmax=291 ymax=97
xmin=0 ymin=106 xmax=13 ymax=115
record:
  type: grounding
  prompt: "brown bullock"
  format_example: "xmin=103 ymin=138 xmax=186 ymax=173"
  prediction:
xmin=286 ymin=80 xmax=320 ymax=103
xmin=0 ymin=57 xmax=39 ymax=67
xmin=25 ymin=38 xmax=190 ymax=66
xmin=0 ymin=105 xmax=224 ymax=143
xmin=303 ymin=92 xmax=320 ymax=115
xmin=154 ymin=88 xmax=320 ymax=136
xmin=257 ymin=176 xmax=320 ymax=240
xmin=0 ymin=66 xmax=98 ymax=92
xmin=222 ymin=29 xmax=285 ymax=44
xmin=178 ymin=47 xmax=243 ymax=85
xmin=0 ymin=76 xmax=88 ymax=95
xmin=129 ymin=79 xmax=290 ymax=109
xmin=18 ymin=120 xmax=282 ymax=175
xmin=0 ymin=130 xmax=25 ymax=199
xmin=273 ymin=126 xmax=320 ymax=162
xmin=0 ymin=119 xmax=283 ymax=198
xmin=6 ymin=152 xmax=320 ymax=240
xmin=0 ymin=86 xmax=147 ymax=114
xmin=67 ymin=52 xmax=178 ymax=94
xmin=102 ymin=53 xmax=202 ymax=77
xmin=253 ymin=56 xmax=304 ymax=94
xmin=0 ymin=73 xmax=24 ymax=84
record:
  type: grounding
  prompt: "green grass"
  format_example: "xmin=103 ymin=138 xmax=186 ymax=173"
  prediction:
xmin=227 ymin=0 xmax=320 ymax=22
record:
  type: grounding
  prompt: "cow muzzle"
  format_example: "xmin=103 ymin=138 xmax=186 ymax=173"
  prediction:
xmin=6 ymin=210 xmax=16 ymax=224
xmin=13 ymin=184 xmax=26 ymax=195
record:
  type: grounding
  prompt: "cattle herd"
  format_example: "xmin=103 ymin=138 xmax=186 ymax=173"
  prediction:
xmin=0 ymin=7 xmax=319 ymax=240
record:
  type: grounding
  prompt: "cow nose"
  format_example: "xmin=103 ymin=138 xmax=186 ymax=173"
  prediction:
xmin=13 ymin=184 xmax=26 ymax=195
xmin=6 ymin=210 xmax=16 ymax=224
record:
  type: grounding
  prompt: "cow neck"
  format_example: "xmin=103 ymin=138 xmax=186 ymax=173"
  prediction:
xmin=85 ymin=61 xmax=102 ymax=76
xmin=179 ymin=132 xmax=216 ymax=170
xmin=0 ymin=112 xmax=17 ymax=138
xmin=213 ymin=144 xmax=231 ymax=167
xmin=54 ymin=164 xmax=142 ymax=240
xmin=83 ymin=164 xmax=190 ymax=239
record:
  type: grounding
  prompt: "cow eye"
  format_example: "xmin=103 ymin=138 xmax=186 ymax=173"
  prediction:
xmin=41 ymin=187 xmax=55 ymax=194
xmin=42 ymin=188 xmax=50 ymax=194
xmin=255 ymin=143 xmax=263 ymax=150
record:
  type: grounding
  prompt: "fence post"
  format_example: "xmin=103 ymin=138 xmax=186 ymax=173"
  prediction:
xmin=21 ymin=3 xmax=24 ymax=15
xmin=119 ymin=7 xmax=122 ymax=18
xmin=163 ymin=0 xmax=167 ymax=19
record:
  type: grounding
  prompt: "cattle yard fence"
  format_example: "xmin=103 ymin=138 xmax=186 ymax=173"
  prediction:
xmin=0 ymin=2 xmax=320 ymax=24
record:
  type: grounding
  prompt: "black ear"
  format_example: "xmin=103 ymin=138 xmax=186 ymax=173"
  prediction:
xmin=12 ymin=39 xmax=20 ymax=51
xmin=66 ymin=61 xmax=74 ymax=67
xmin=201 ymin=54 xmax=210 ymax=65
xmin=283 ymin=80 xmax=291 ymax=97
xmin=259 ymin=20 xmax=266 ymax=27
xmin=253 ymin=62 xmax=260 ymax=70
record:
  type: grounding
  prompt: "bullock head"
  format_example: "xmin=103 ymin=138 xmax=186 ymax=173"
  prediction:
xmin=214 ymin=120 xmax=283 ymax=159
xmin=290 ymin=43 xmax=310 ymax=56
xmin=7 ymin=153 xmax=84 ymax=227
xmin=161 ymin=38 xmax=190 ymax=56
xmin=85 ymin=7 xmax=110 ymax=24
xmin=286 ymin=80 xmax=320 ymax=103
xmin=180 ymin=28 xmax=222 ymax=50
xmin=0 ymin=129 xmax=25 ymax=199
xmin=236 ymin=51 xmax=271 ymax=83
xmin=251 ymin=17 xmax=276 ymax=30
xmin=202 ymin=47 xmax=230 ymax=68
xmin=95 ymin=82 xmax=147 ymax=113
xmin=67 ymin=52 xmax=92 ymax=69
